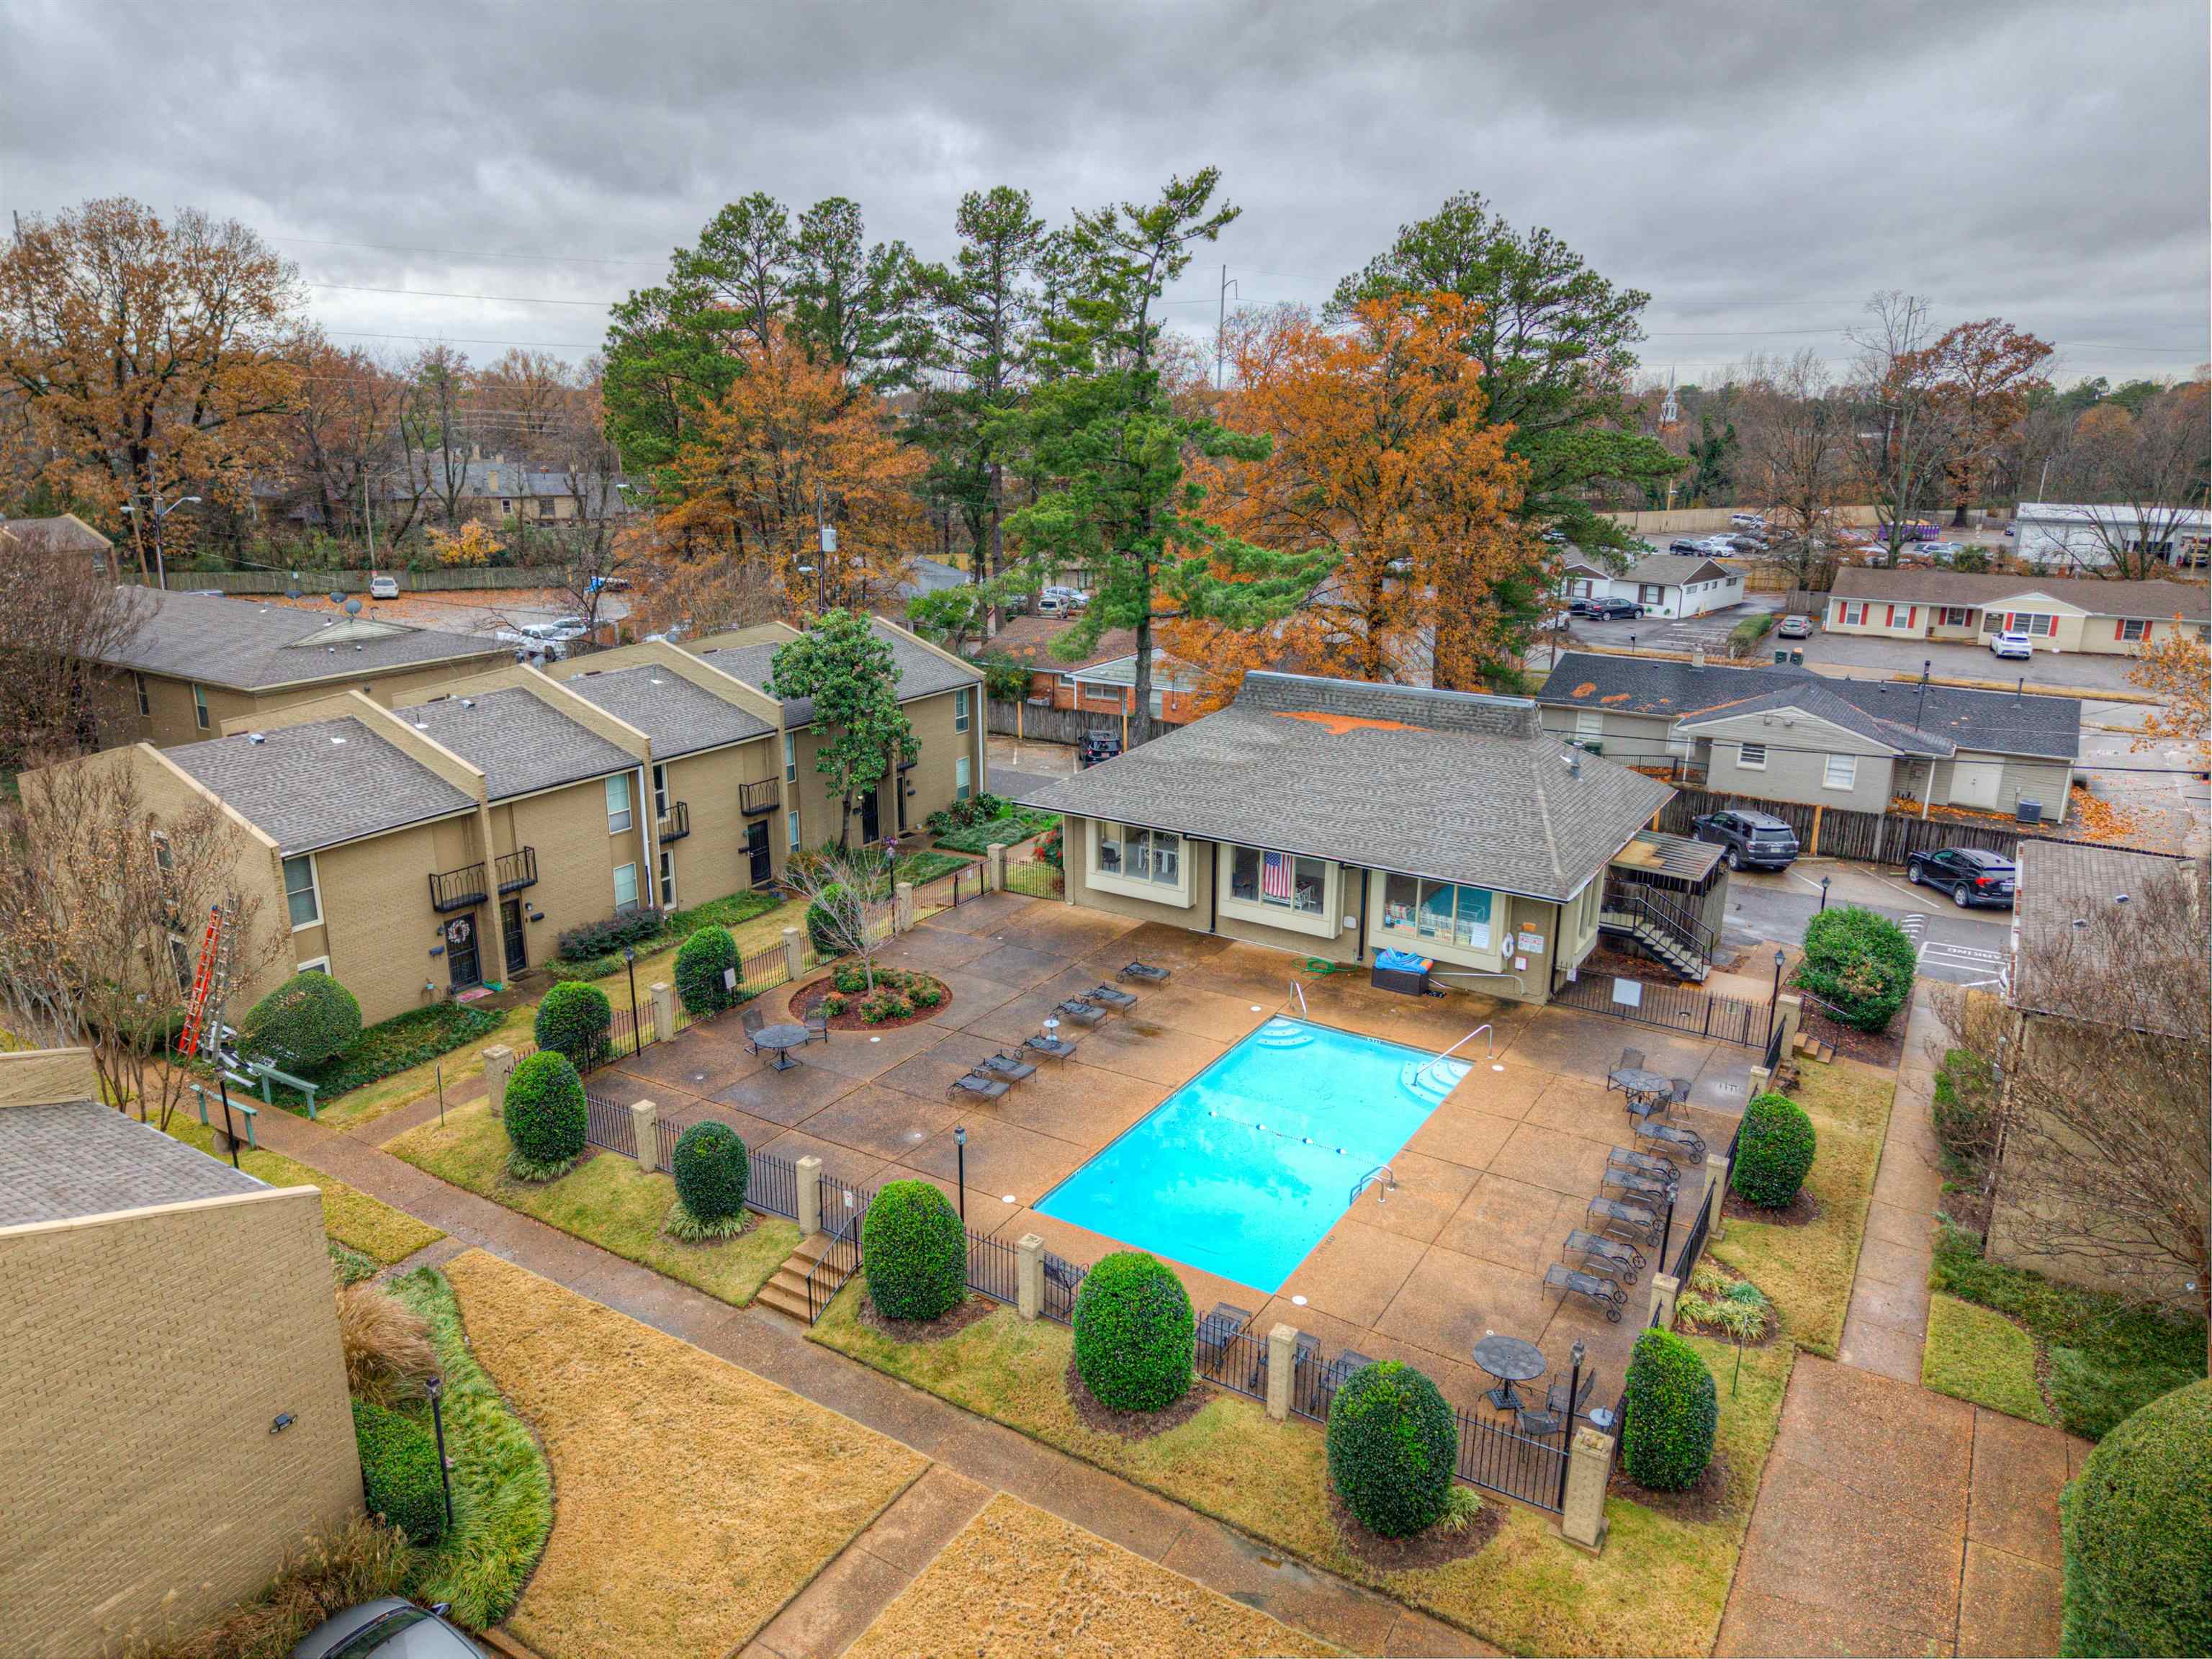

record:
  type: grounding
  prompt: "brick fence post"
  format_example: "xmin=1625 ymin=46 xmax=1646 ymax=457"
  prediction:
xmin=797 ymin=1154 xmax=823 ymax=1237
xmin=630 ymin=1098 xmax=660 ymax=1173
xmin=1648 ymin=1270 xmax=1681 ymax=1330
xmin=480 ymin=1044 xmax=514 ymax=1118
xmin=1747 ymin=1064 xmax=1772 ymax=1098
xmin=1266 ymin=1323 xmax=1299 ymax=1421
xmin=985 ymin=842 xmax=1007 ymax=891
xmin=894 ymin=881 xmax=914 ymax=933
xmin=1775 ymin=992 xmax=1803 ymax=1056
xmin=1559 ymin=1426 xmax=1614 ymax=1551
xmin=1016 ymin=1233 xmax=1044 ymax=1320
xmin=649 ymin=980 xmax=676 ymax=1042
xmin=781 ymin=926 xmax=804 ymax=983
xmin=1705 ymin=1151 xmax=1732 ymax=1240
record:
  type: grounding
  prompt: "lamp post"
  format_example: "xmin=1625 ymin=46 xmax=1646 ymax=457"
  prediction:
xmin=954 ymin=1125 xmax=967 ymax=1225
xmin=118 ymin=487 xmax=202 ymax=590
xmin=1818 ymin=876 xmax=1830 ymax=913
xmin=424 ymin=1376 xmax=454 ymax=1531
xmin=1765 ymin=947 xmax=1786 ymax=1051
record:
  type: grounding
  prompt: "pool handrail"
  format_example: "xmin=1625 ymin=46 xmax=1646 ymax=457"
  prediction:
xmin=1419 ymin=1023 xmax=1495 ymax=1084
xmin=1289 ymin=979 xmax=1308 ymax=1018
xmin=1349 ymin=1164 xmax=1397 ymax=1205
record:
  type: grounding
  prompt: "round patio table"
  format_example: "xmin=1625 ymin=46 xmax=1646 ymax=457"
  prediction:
xmin=1611 ymin=1065 xmax=1672 ymax=1102
xmin=755 ymin=1022 xmax=811 ymax=1071
xmin=1471 ymin=1334 xmax=1547 ymax=1412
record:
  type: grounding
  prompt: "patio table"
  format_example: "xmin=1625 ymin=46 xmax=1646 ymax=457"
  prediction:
xmin=1470 ymin=1333 xmax=1547 ymax=1412
xmin=754 ymin=1022 xmax=811 ymax=1071
xmin=1609 ymin=1065 xmax=1673 ymax=1107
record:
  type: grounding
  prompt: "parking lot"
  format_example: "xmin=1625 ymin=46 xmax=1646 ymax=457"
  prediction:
xmin=1552 ymin=590 xmax=1779 ymax=657
xmin=1795 ymin=626 xmax=2150 ymax=694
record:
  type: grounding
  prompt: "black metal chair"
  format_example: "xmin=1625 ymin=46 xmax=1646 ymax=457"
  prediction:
xmin=948 ymin=1070 xmax=1010 ymax=1101
xmin=1084 ymin=983 xmax=1139 ymax=1011
xmin=742 ymin=1006 xmax=768 ymax=1056
xmin=1588 ymin=1195 xmax=1660 ymax=1248
xmin=1195 ymin=1301 xmax=1256 ymax=1380
xmin=979 ymin=1051 xmax=1036 ymax=1082
xmin=1521 ymin=1366 xmax=1599 ymax=1436
xmin=1544 ymin=1262 xmax=1625 ymax=1322
xmin=1619 ymin=1046 xmax=1646 ymax=1072
xmin=1610 ymin=1144 xmax=1677 ymax=1182
xmin=804 ymin=1009 xmax=830 ymax=1045
xmin=1054 ymin=998 xmax=1107 ymax=1027
xmin=1602 ymin=1165 xmax=1676 ymax=1208
xmin=1564 ymin=1225 xmax=1642 ymax=1280
xmin=1636 ymin=1120 xmax=1707 ymax=1162
xmin=1669 ymin=1076 xmax=1691 ymax=1106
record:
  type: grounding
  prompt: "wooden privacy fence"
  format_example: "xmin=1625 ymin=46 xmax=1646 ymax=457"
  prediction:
xmin=125 ymin=565 xmax=571 ymax=595
xmin=986 ymin=698 xmax=1177 ymax=750
xmin=1650 ymin=784 xmax=2103 ymax=866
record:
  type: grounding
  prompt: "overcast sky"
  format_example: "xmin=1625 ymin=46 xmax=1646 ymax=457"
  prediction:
xmin=4 ymin=0 xmax=2206 ymax=390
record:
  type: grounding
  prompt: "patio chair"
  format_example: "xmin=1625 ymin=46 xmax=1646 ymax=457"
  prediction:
xmin=804 ymin=1009 xmax=831 ymax=1045
xmin=1669 ymin=1076 xmax=1691 ymax=1105
xmin=1547 ymin=1369 xmax=1596 ymax=1421
xmin=1520 ymin=1367 xmax=1597 ymax=1434
xmin=1619 ymin=1046 xmax=1645 ymax=1072
xmin=1120 ymin=961 xmax=1172 ymax=984
xmin=1588 ymin=1195 xmax=1660 ymax=1248
xmin=1054 ymin=998 xmax=1107 ymax=1027
xmin=1083 ymin=982 xmax=1139 ymax=1011
xmin=1544 ymin=1261 xmax=1625 ymax=1323
xmin=1635 ymin=1120 xmax=1707 ymax=1162
xmin=1609 ymin=1144 xmax=1677 ymax=1182
xmin=1563 ymin=1226 xmax=1642 ymax=1280
xmin=1624 ymin=1092 xmax=1668 ymax=1124
xmin=741 ymin=1006 xmax=768 ymax=1056
xmin=1022 ymin=1032 xmax=1078 ymax=1060
xmin=978 ymin=1050 xmax=1037 ymax=1082
xmin=948 ymin=1070 xmax=1010 ymax=1102
xmin=1602 ymin=1165 xmax=1675 ymax=1208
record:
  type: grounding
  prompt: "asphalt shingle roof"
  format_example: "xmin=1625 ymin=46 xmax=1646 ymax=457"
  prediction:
xmin=400 ymin=687 xmax=634 ymax=801
xmin=1827 ymin=568 xmax=2210 ymax=621
xmin=0 ymin=1100 xmax=264 ymax=1226
xmin=696 ymin=619 xmax=977 ymax=727
xmin=1673 ymin=683 xmax=1956 ymax=757
xmin=1617 ymin=554 xmax=1735 ymax=587
xmin=166 ymin=716 xmax=477 ymax=855
xmin=100 ymin=589 xmax=507 ymax=691
xmin=1534 ymin=653 xmax=2080 ymax=763
xmin=2013 ymin=841 xmax=2201 ymax=1028
xmin=557 ymin=665 xmax=774 ymax=757
xmin=1014 ymin=670 xmax=1673 ymax=903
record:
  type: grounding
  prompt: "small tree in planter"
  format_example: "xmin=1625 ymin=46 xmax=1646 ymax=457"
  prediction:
xmin=668 ymin=1120 xmax=750 ymax=1241
xmin=503 ymin=1051 xmax=587 ymax=1181
xmin=1732 ymin=1091 xmax=1817 ymax=1209
xmin=673 ymin=925 xmax=740 ymax=1017
xmin=1326 ymin=1360 xmax=1458 ymax=1537
xmin=1071 ymin=1251 xmax=1194 ymax=1412
xmin=239 ymin=973 xmax=362 ymax=1071
xmin=786 ymin=848 xmax=895 ymax=994
xmin=861 ymin=1180 xmax=966 ymax=1321
xmin=534 ymin=980 xmax=612 ymax=1070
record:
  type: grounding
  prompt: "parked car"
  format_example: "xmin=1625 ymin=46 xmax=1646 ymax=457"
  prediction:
xmin=1691 ymin=808 xmax=1801 ymax=871
xmin=585 ymin=574 xmax=631 ymax=594
xmin=1589 ymin=597 xmax=1643 ymax=619
xmin=1990 ymin=630 xmax=2034 ymax=660
xmin=1775 ymin=613 xmax=1813 ymax=639
xmin=291 ymin=1598 xmax=477 ymax=1658
xmin=1043 ymin=584 xmax=1089 ymax=608
xmin=368 ymin=573 xmax=400 ymax=601
xmin=547 ymin=615 xmax=589 ymax=637
xmin=1568 ymin=595 xmax=1604 ymax=618
xmin=1907 ymin=847 xmax=2017 ymax=909
xmin=1668 ymin=538 xmax=1704 ymax=554
xmin=498 ymin=622 xmax=570 ymax=659
xmin=1730 ymin=512 xmax=1767 ymax=530
xmin=1920 ymin=541 xmax=1963 ymax=563
xmin=1079 ymin=731 xmax=1122 ymax=768
xmin=1726 ymin=534 xmax=1766 ymax=552
xmin=1035 ymin=594 xmax=1071 ymax=618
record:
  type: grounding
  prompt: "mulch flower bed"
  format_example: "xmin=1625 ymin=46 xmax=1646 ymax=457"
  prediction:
xmin=1063 ymin=1357 xmax=1210 ymax=1442
xmin=857 ymin=1291 xmax=999 ymax=1344
xmin=1326 ymin=1490 xmax=1501 ymax=1570
xmin=1609 ymin=1452 xmax=1732 ymax=1524
xmin=1722 ymin=1187 xmax=1824 ymax=1228
xmin=790 ymin=968 xmax=953 ymax=1033
xmin=1802 ymin=1006 xmax=1903 ymax=1068
xmin=1582 ymin=942 xmax=1699 ymax=986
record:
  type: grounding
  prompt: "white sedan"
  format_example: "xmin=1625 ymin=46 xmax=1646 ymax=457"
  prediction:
xmin=1989 ymin=630 xmax=2034 ymax=660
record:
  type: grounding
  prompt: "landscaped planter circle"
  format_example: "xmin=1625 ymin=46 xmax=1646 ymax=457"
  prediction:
xmin=789 ymin=968 xmax=952 ymax=1032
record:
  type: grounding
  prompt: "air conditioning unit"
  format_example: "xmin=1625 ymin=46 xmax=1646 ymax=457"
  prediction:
xmin=2015 ymin=799 xmax=2043 ymax=825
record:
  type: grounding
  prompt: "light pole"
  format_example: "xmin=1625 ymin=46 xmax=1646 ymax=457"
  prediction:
xmin=119 ymin=489 xmax=202 ymax=590
xmin=954 ymin=1125 xmax=967 ymax=1225
xmin=1818 ymin=876 xmax=1830 ymax=914
xmin=624 ymin=945 xmax=640 ymax=1053
xmin=1766 ymin=947 xmax=1786 ymax=1049
xmin=424 ymin=1376 xmax=455 ymax=1531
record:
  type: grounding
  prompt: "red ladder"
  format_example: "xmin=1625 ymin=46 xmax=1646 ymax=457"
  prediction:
xmin=175 ymin=903 xmax=228 ymax=1058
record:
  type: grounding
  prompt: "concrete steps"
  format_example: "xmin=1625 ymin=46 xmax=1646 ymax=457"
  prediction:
xmin=755 ymin=1231 xmax=837 ymax=1323
xmin=1792 ymin=1030 xmax=1836 ymax=1065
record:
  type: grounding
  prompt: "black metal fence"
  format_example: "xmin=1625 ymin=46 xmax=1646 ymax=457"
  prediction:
xmin=581 ymin=1089 xmax=637 ymax=1157
xmin=1197 ymin=1327 xmax=1272 ymax=1403
xmin=1002 ymin=858 xmax=1064 ymax=899
xmin=912 ymin=858 xmax=985 ymax=912
xmin=1455 ymin=1408 xmax=1570 ymax=1513
xmin=1040 ymin=1253 xmax=1087 ymax=1325
xmin=965 ymin=1230 xmax=1022 ymax=1305
xmin=1550 ymin=972 xmax=1770 ymax=1046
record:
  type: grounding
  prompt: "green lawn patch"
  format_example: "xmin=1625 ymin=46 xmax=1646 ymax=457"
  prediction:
xmin=931 ymin=810 xmax=1056 ymax=855
xmin=1712 ymin=1057 xmax=1893 ymax=1357
xmin=894 ymin=850 xmax=971 ymax=886
xmin=1923 ymin=1292 xmax=2054 ymax=1424
xmin=255 ymin=1002 xmax=506 ymax=1111
xmin=160 ymin=1116 xmax=444 ymax=1264
xmin=314 ymin=1004 xmax=536 ymax=1133
xmin=387 ymin=1100 xmax=796 ymax=1308
xmin=386 ymin=1267 xmax=553 ymax=1629
xmin=809 ymin=1276 xmax=1793 ymax=1658
xmin=1927 ymin=1221 xmax=2203 ymax=1439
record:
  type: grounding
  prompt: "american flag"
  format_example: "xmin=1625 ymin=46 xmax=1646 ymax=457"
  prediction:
xmin=1262 ymin=850 xmax=1292 ymax=899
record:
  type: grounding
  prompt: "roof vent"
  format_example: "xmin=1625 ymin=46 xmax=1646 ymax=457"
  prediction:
xmin=1564 ymin=750 xmax=1581 ymax=776
xmin=246 ymin=732 xmax=266 ymax=745
xmin=330 ymin=734 xmax=347 ymax=745
xmin=460 ymin=698 xmax=475 ymax=708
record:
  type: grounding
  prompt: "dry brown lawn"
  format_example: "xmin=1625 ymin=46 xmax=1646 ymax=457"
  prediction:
xmin=442 ymin=1250 xmax=925 ymax=1659
xmin=848 ymin=1494 xmax=1337 ymax=1659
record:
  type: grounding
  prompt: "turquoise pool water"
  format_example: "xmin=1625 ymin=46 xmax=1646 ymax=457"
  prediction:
xmin=1037 ymin=1017 xmax=1470 ymax=1293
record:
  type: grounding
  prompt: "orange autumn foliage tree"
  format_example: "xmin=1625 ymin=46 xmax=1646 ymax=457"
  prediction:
xmin=1179 ymin=293 xmax=1532 ymax=699
xmin=2129 ymin=629 xmax=2211 ymax=773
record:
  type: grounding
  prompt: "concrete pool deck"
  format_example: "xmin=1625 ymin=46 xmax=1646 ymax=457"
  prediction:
xmin=595 ymin=889 xmax=1755 ymax=1416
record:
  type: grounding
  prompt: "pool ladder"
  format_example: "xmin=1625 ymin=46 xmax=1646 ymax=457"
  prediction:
xmin=1349 ymin=1164 xmax=1397 ymax=1206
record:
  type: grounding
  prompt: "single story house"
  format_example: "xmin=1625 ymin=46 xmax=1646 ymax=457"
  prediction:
xmin=2012 ymin=501 xmax=2210 ymax=572
xmin=1820 ymin=569 xmax=2210 ymax=656
xmin=1561 ymin=554 xmax=1745 ymax=619
xmin=1015 ymin=670 xmax=1683 ymax=1004
xmin=1 ymin=511 xmax=113 ymax=571
xmin=0 ymin=1048 xmax=357 ymax=1656
xmin=983 ymin=615 xmax=1204 ymax=723
xmin=1534 ymin=651 xmax=2080 ymax=819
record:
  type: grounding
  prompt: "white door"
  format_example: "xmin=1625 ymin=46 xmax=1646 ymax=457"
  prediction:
xmin=1949 ymin=755 xmax=2005 ymax=810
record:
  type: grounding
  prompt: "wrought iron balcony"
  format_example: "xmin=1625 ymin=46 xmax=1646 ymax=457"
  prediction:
xmin=739 ymin=778 xmax=780 ymax=816
xmin=428 ymin=863 xmax=489 ymax=914
xmin=496 ymin=847 xmax=538 ymax=894
xmin=657 ymin=801 xmax=690 ymax=842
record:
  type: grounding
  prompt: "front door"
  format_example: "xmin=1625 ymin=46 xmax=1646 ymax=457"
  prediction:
xmin=444 ymin=913 xmax=482 ymax=990
xmin=500 ymin=897 xmax=526 ymax=976
xmin=859 ymin=787 xmax=880 ymax=844
xmin=745 ymin=819 xmax=773 ymax=887
xmin=895 ymin=768 xmax=909 ymax=832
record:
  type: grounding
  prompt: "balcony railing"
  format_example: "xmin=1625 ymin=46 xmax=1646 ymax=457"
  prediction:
xmin=739 ymin=778 xmax=780 ymax=816
xmin=657 ymin=801 xmax=690 ymax=842
xmin=428 ymin=863 xmax=489 ymax=914
xmin=496 ymin=847 xmax=538 ymax=893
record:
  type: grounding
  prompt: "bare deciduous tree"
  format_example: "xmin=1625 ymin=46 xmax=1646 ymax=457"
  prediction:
xmin=1849 ymin=292 xmax=1959 ymax=566
xmin=2039 ymin=377 xmax=2211 ymax=578
xmin=0 ymin=523 xmax=142 ymax=760
xmin=1735 ymin=349 xmax=1855 ymax=588
xmin=778 ymin=846 xmax=896 ymax=993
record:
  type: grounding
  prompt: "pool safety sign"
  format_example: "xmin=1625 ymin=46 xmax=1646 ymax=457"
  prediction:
xmin=1611 ymin=977 xmax=1643 ymax=1009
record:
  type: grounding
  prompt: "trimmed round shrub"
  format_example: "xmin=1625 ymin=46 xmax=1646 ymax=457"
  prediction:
xmin=2061 ymin=1379 xmax=2211 ymax=1659
xmin=1072 ymin=1251 xmax=1194 ymax=1412
xmin=1794 ymin=905 xmax=1917 ymax=1033
xmin=533 ymin=980 xmax=611 ymax=1069
xmin=1620 ymin=1326 xmax=1718 ymax=1492
xmin=806 ymin=884 xmax=852 ymax=957
xmin=351 ymin=1397 xmax=446 ymax=1544
xmin=503 ymin=1051 xmax=586 ymax=1177
xmin=1326 ymin=1359 xmax=1458 ymax=1537
xmin=673 ymin=925 xmax=741 ymax=1017
xmin=671 ymin=1120 xmax=750 ymax=1226
xmin=240 ymin=974 xmax=361 ymax=1069
xmin=861 ymin=1179 xmax=966 ymax=1321
xmin=1732 ymin=1091 xmax=1817 ymax=1209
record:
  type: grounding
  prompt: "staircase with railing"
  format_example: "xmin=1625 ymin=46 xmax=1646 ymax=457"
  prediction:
xmin=1599 ymin=877 xmax=1714 ymax=982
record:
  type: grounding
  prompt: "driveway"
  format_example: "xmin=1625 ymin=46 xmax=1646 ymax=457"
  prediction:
xmin=1557 ymin=593 xmax=1779 ymax=657
xmin=1723 ymin=860 xmax=2015 ymax=988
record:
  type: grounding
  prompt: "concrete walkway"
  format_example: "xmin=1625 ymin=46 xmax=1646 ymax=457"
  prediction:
xmin=254 ymin=1105 xmax=1486 ymax=1657
xmin=1836 ymin=987 xmax=1949 ymax=1381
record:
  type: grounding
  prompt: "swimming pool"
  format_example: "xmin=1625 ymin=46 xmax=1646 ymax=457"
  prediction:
xmin=1037 ymin=1017 xmax=1470 ymax=1293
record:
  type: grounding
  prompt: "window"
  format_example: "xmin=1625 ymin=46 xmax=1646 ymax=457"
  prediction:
xmin=133 ymin=673 xmax=150 ymax=717
xmin=786 ymin=809 xmax=801 ymax=851
xmin=282 ymin=854 xmax=320 ymax=929
xmin=613 ymin=863 xmax=640 ymax=913
xmin=192 ymin=683 xmax=209 ymax=729
xmin=1836 ymin=601 xmax=1865 ymax=626
xmin=651 ymin=763 xmax=669 ymax=816
xmin=150 ymin=830 xmax=174 ymax=873
xmin=954 ymin=754 xmax=971 ymax=801
xmin=606 ymin=773 xmax=632 ymax=833
xmin=954 ymin=688 xmax=971 ymax=732
xmin=2116 ymin=618 xmax=2149 ymax=642
xmin=1738 ymin=742 xmax=1768 ymax=770
xmin=1983 ymin=611 xmax=2004 ymax=633
xmin=658 ymin=849 xmax=676 ymax=907
xmin=1942 ymin=606 xmax=1972 ymax=627
xmin=1093 ymin=822 xmax=1182 ymax=889
xmin=296 ymin=957 xmax=331 ymax=976
xmin=1574 ymin=709 xmax=1603 ymax=739
xmin=1228 ymin=846 xmax=1328 ymax=916
xmin=1148 ymin=688 xmax=1165 ymax=719
xmin=1379 ymin=873 xmax=1493 ymax=952
xmin=167 ymin=934 xmax=194 ymax=992
xmin=1822 ymin=754 xmax=1858 ymax=791
xmin=783 ymin=733 xmax=797 ymax=783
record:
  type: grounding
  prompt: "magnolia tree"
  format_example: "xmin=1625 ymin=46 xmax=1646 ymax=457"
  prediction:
xmin=770 ymin=608 xmax=917 ymax=848
xmin=0 ymin=757 xmax=281 ymax=1128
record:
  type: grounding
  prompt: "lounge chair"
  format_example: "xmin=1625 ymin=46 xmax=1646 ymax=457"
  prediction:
xmin=1563 ymin=1226 xmax=1641 ymax=1281
xmin=1053 ymin=999 xmax=1107 ymax=1027
xmin=1083 ymin=983 xmax=1138 ymax=1011
xmin=978 ymin=1051 xmax=1036 ymax=1082
xmin=1022 ymin=1032 xmax=1077 ymax=1060
xmin=1602 ymin=1166 xmax=1674 ymax=1208
xmin=1635 ymin=1120 xmax=1707 ymax=1162
xmin=1588 ymin=1195 xmax=1660 ymax=1248
xmin=1323 ymin=1348 xmax=1375 ymax=1390
xmin=1119 ymin=961 xmax=1172 ymax=984
xmin=1195 ymin=1302 xmax=1254 ymax=1377
xmin=1545 ymin=1262 xmax=1625 ymax=1322
xmin=1609 ymin=1144 xmax=1677 ymax=1182
xmin=948 ymin=1071 xmax=1010 ymax=1101
xmin=741 ymin=1007 xmax=768 ymax=1056
xmin=804 ymin=1010 xmax=830 ymax=1045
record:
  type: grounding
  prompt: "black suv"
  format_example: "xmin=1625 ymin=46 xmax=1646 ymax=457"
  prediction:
xmin=1691 ymin=808 xmax=1801 ymax=871
xmin=1906 ymin=847 xmax=2016 ymax=908
xmin=1586 ymin=597 xmax=1643 ymax=619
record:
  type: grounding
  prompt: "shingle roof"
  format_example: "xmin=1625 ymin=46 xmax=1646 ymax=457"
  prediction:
xmin=1534 ymin=653 xmax=2080 ymax=763
xmin=2013 ymin=841 xmax=2200 ymax=1028
xmin=100 ymin=589 xmax=507 ymax=691
xmin=400 ymin=688 xmax=634 ymax=800
xmin=1014 ymin=670 xmax=1673 ymax=903
xmin=557 ymin=665 xmax=773 ymax=757
xmin=696 ymin=619 xmax=977 ymax=727
xmin=1673 ymin=683 xmax=1956 ymax=757
xmin=0 ymin=1100 xmax=264 ymax=1226
xmin=1827 ymin=568 xmax=2210 ymax=621
xmin=166 ymin=717 xmax=477 ymax=855
xmin=2 ymin=513 xmax=112 ymax=554
xmin=984 ymin=616 xmax=1139 ymax=673
xmin=1619 ymin=554 xmax=1734 ymax=587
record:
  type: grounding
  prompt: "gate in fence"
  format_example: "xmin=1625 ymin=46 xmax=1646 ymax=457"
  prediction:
xmin=1550 ymin=972 xmax=1771 ymax=1046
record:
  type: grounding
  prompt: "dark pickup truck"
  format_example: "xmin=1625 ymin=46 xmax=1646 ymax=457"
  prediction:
xmin=1691 ymin=808 xmax=1801 ymax=871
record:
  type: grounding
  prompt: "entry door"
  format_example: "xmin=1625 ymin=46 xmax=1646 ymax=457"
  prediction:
xmin=444 ymin=913 xmax=482 ymax=989
xmin=859 ymin=787 xmax=881 ymax=843
xmin=745 ymin=819 xmax=773 ymax=887
xmin=500 ymin=898 xmax=526 ymax=976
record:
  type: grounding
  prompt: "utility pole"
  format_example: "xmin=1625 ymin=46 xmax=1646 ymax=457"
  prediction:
xmin=1214 ymin=264 xmax=1238 ymax=391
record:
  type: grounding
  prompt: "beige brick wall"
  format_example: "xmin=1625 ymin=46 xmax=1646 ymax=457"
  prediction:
xmin=305 ymin=815 xmax=483 ymax=1020
xmin=0 ymin=1047 xmax=102 ymax=1106
xmin=786 ymin=686 xmax=981 ymax=850
xmin=493 ymin=770 xmax=653 ymax=953
xmin=657 ymin=737 xmax=782 ymax=907
xmin=0 ymin=1187 xmax=359 ymax=1658
xmin=100 ymin=658 xmax=507 ymax=752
